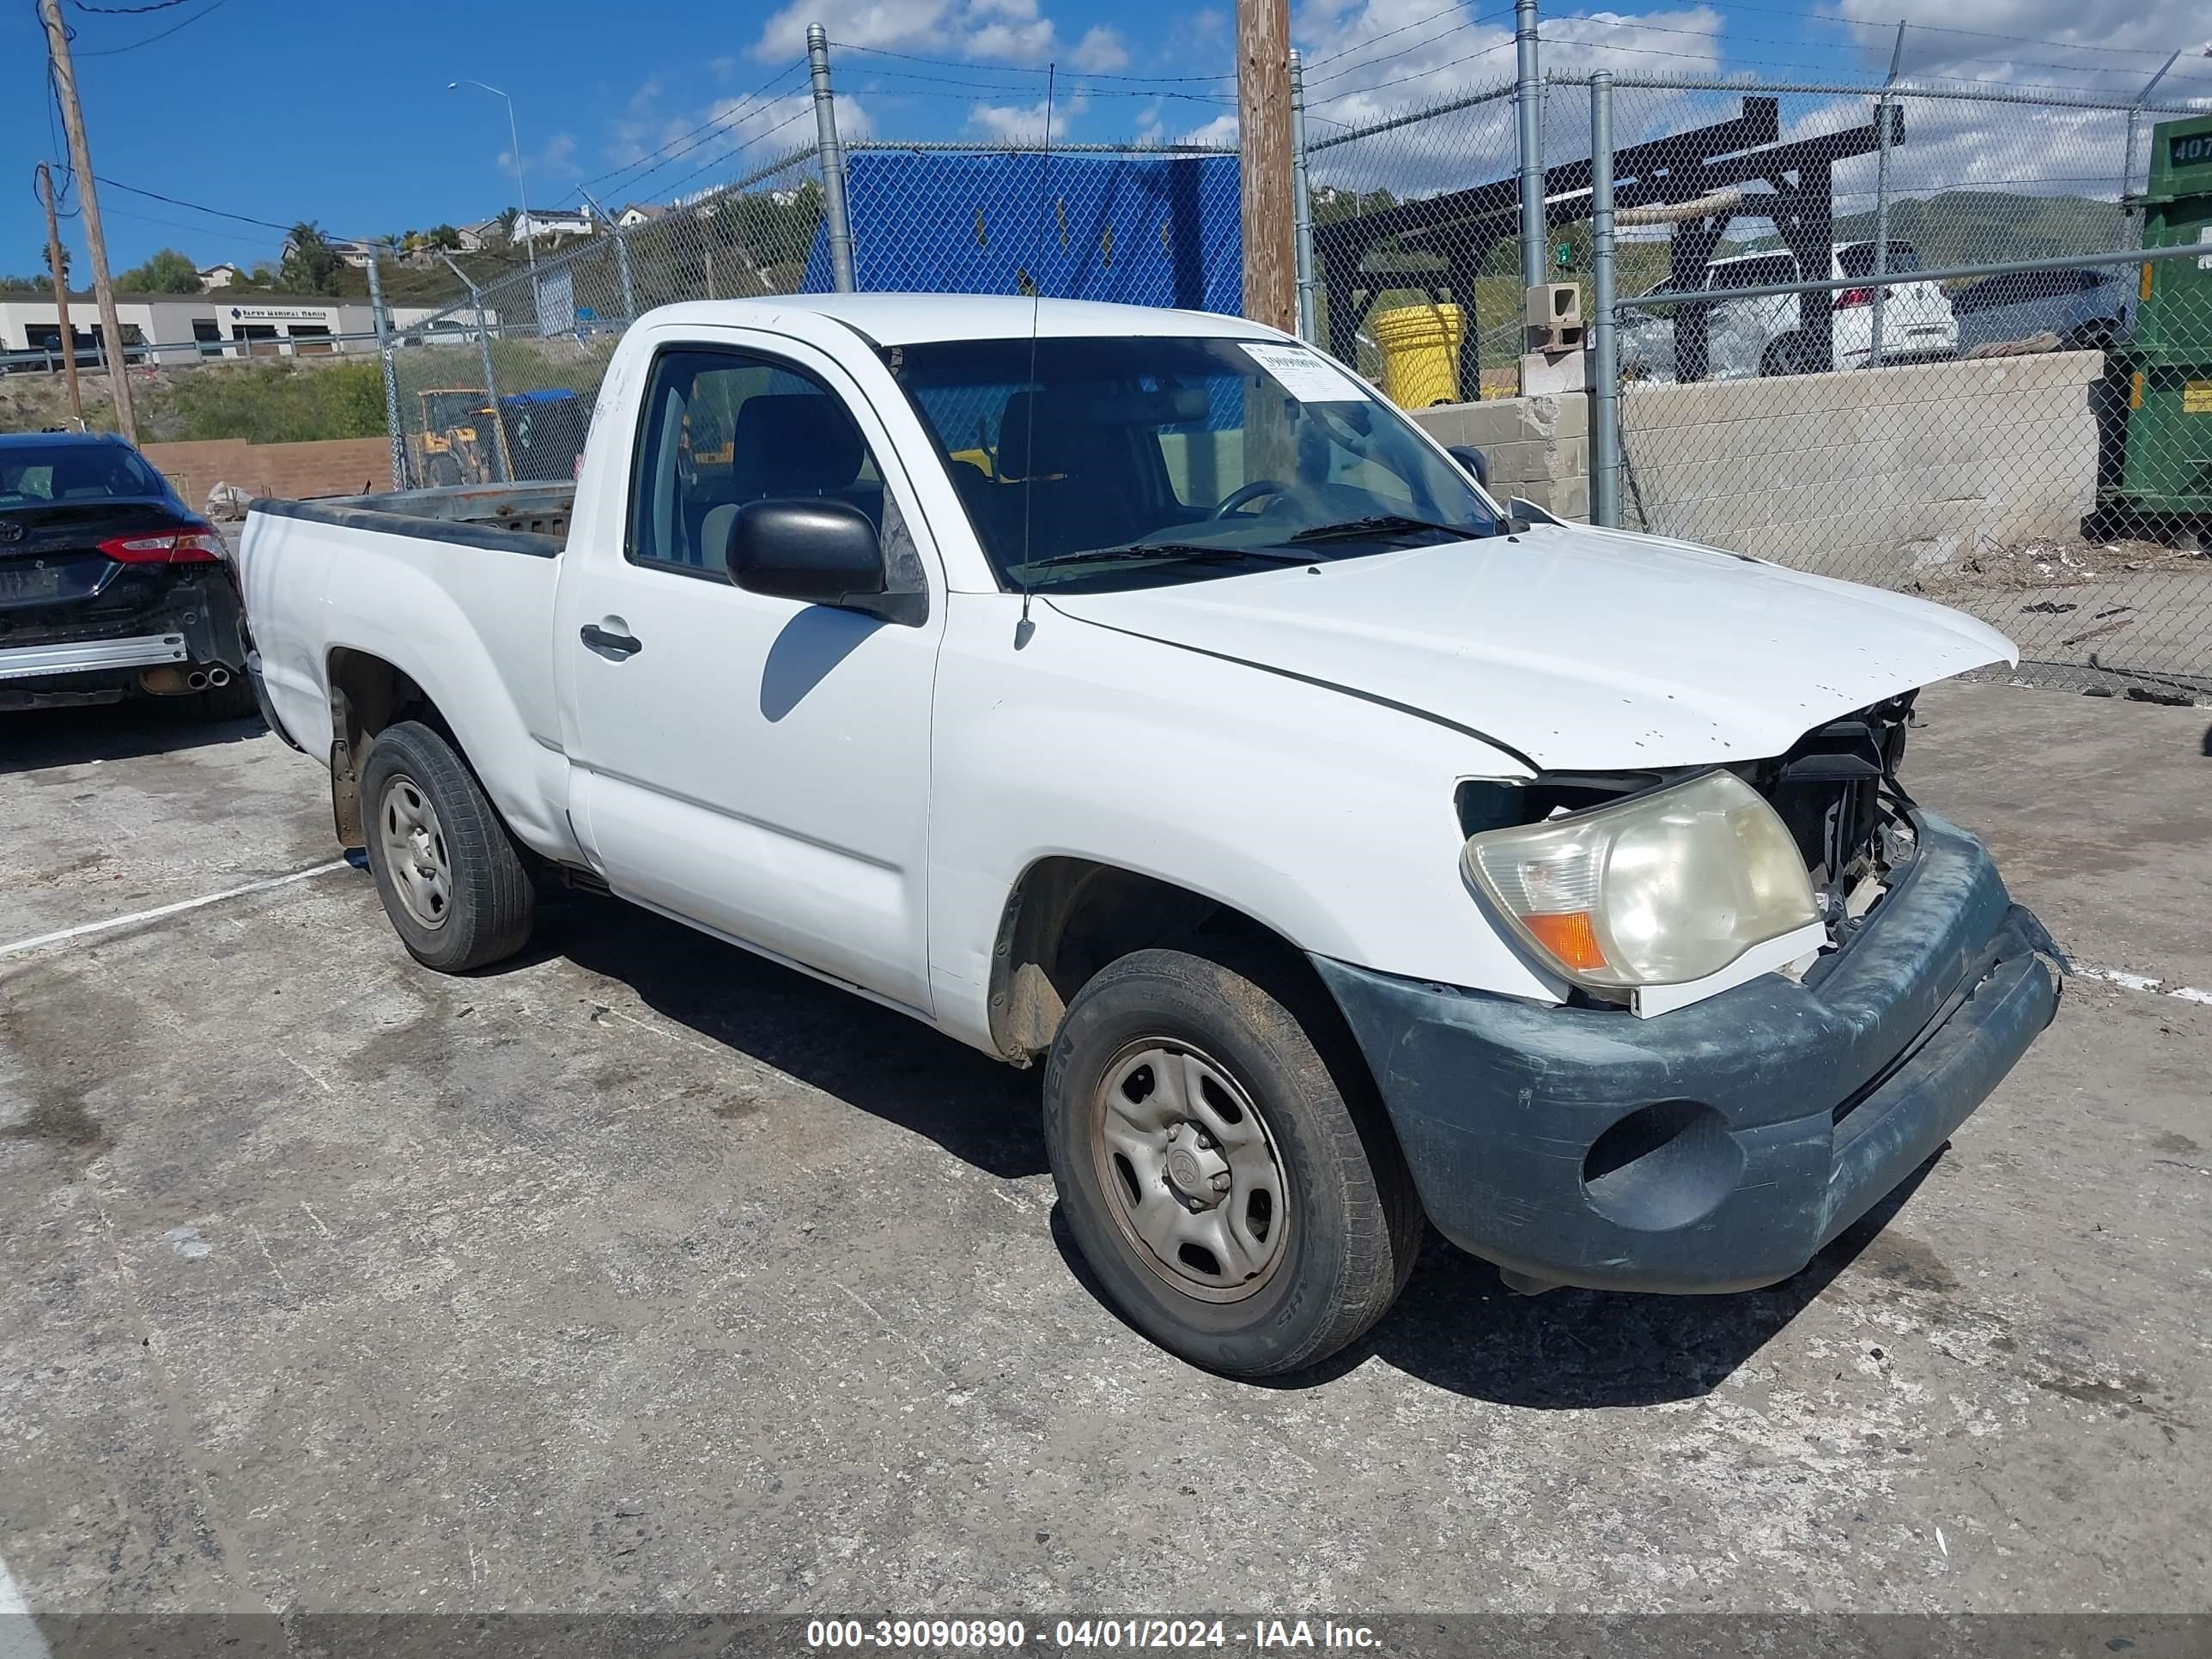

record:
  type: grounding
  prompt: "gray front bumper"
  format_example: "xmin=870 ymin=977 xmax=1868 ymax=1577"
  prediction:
xmin=1313 ymin=812 xmax=2063 ymax=1294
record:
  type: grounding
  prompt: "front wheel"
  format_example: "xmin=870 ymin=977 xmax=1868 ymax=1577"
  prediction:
xmin=360 ymin=720 xmax=536 ymax=973
xmin=1042 ymin=945 xmax=1424 ymax=1377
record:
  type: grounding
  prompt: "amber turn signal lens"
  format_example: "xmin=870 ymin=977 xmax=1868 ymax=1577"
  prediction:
xmin=1522 ymin=910 xmax=1608 ymax=973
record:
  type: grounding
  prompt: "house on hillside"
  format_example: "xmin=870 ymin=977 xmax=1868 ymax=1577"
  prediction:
xmin=455 ymin=219 xmax=501 ymax=252
xmin=197 ymin=263 xmax=242 ymax=291
xmin=513 ymin=208 xmax=594 ymax=245
xmin=616 ymin=202 xmax=665 ymax=228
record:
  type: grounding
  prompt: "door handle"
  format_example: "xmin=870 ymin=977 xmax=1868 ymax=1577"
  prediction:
xmin=580 ymin=623 xmax=643 ymax=660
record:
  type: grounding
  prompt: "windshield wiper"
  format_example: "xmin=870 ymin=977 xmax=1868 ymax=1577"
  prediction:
xmin=1018 ymin=542 xmax=1316 ymax=574
xmin=1284 ymin=514 xmax=1495 ymax=545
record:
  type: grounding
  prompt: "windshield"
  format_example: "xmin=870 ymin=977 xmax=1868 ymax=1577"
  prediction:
xmin=892 ymin=335 xmax=1501 ymax=590
xmin=0 ymin=442 xmax=167 ymax=506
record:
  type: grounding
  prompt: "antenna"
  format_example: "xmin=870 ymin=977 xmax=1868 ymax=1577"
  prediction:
xmin=1017 ymin=63 xmax=1056 ymax=635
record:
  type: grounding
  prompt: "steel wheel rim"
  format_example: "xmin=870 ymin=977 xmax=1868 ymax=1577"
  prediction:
xmin=377 ymin=773 xmax=453 ymax=932
xmin=1088 ymin=1038 xmax=1290 ymax=1304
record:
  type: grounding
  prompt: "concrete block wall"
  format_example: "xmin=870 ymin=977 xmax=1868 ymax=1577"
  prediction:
xmin=1413 ymin=353 xmax=2101 ymax=587
xmin=141 ymin=437 xmax=391 ymax=510
xmin=1612 ymin=350 xmax=2105 ymax=586
xmin=1412 ymin=393 xmax=1589 ymax=522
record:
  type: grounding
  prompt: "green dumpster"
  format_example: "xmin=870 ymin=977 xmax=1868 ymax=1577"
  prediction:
xmin=2100 ymin=112 xmax=2212 ymax=525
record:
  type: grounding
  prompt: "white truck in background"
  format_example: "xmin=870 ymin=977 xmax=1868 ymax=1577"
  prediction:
xmin=238 ymin=295 xmax=2060 ymax=1377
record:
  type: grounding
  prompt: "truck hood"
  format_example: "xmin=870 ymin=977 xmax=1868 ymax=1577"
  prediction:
xmin=1044 ymin=521 xmax=2014 ymax=772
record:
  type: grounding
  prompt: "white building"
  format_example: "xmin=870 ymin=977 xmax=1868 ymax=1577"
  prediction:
xmin=615 ymin=202 xmax=665 ymax=228
xmin=197 ymin=263 xmax=243 ymax=291
xmin=0 ymin=293 xmax=449 ymax=366
xmin=512 ymin=208 xmax=594 ymax=244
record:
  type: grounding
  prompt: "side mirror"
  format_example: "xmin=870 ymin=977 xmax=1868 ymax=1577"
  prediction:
xmin=1446 ymin=444 xmax=1490 ymax=489
xmin=727 ymin=497 xmax=886 ymax=608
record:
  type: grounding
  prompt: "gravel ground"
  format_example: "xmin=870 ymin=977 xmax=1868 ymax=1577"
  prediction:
xmin=1 ymin=680 xmax=2207 ymax=1632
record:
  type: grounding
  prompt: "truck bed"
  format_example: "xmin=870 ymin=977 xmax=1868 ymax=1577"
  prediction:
xmin=249 ymin=481 xmax=574 ymax=553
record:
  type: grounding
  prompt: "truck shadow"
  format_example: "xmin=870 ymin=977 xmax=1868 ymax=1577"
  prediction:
xmin=538 ymin=893 xmax=1048 ymax=1182
xmin=540 ymin=890 xmax=1929 ymax=1407
xmin=1346 ymin=1162 xmax=1934 ymax=1407
xmin=0 ymin=701 xmax=264 ymax=777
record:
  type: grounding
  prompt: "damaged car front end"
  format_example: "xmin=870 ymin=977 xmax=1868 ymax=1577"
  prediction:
xmin=1314 ymin=695 xmax=2065 ymax=1297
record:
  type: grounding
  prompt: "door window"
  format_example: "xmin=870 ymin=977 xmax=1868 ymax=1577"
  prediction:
xmin=628 ymin=347 xmax=885 ymax=578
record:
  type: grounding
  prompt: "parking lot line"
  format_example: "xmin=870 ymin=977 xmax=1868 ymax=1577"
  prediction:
xmin=0 ymin=860 xmax=350 ymax=963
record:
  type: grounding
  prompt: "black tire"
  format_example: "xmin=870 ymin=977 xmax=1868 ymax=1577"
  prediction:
xmin=1042 ymin=944 xmax=1424 ymax=1378
xmin=1760 ymin=332 xmax=1814 ymax=378
xmin=359 ymin=720 xmax=536 ymax=973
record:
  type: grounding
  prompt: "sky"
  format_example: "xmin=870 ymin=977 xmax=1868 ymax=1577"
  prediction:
xmin=9 ymin=0 xmax=2212 ymax=279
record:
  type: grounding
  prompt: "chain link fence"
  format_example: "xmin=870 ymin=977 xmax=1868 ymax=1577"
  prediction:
xmin=351 ymin=33 xmax=2212 ymax=696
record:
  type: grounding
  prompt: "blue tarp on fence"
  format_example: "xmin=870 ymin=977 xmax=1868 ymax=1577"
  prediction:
xmin=804 ymin=149 xmax=1241 ymax=314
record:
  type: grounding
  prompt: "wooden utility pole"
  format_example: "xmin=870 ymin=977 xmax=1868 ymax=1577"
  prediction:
xmin=1237 ymin=0 xmax=1296 ymax=331
xmin=38 ymin=0 xmax=136 ymax=441
xmin=34 ymin=162 xmax=84 ymax=429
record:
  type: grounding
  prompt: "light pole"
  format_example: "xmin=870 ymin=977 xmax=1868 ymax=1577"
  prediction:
xmin=448 ymin=78 xmax=536 ymax=281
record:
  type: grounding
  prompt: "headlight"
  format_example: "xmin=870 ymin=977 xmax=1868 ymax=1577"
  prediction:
xmin=1462 ymin=770 xmax=1820 ymax=997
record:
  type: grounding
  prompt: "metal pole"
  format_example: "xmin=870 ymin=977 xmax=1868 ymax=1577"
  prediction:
xmin=35 ymin=162 xmax=83 ymax=430
xmin=1513 ymin=0 xmax=1545 ymax=289
xmin=365 ymin=246 xmax=407 ymax=490
xmin=1589 ymin=71 xmax=1620 ymax=530
xmin=578 ymin=186 xmax=637 ymax=320
xmin=1289 ymin=49 xmax=1318 ymax=344
xmin=450 ymin=81 xmax=535 ymax=282
xmin=1869 ymin=20 xmax=1905 ymax=367
xmin=2120 ymin=49 xmax=2184 ymax=251
xmin=439 ymin=252 xmax=510 ymax=484
xmin=807 ymin=23 xmax=857 ymax=293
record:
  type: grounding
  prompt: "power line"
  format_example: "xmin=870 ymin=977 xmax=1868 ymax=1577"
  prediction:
xmin=1309 ymin=36 xmax=1516 ymax=106
xmin=830 ymin=40 xmax=1232 ymax=83
xmin=854 ymin=64 xmax=1236 ymax=103
xmin=652 ymin=103 xmax=815 ymax=202
xmin=1300 ymin=4 xmax=1515 ymax=82
xmin=573 ymin=58 xmax=805 ymax=199
xmin=75 ymin=0 xmax=230 ymax=54
xmin=1303 ymin=14 xmax=1511 ymax=90
xmin=64 ymin=0 xmax=199 ymax=10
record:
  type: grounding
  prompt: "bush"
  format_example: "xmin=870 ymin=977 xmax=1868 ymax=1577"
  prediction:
xmin=152 ymin=359 xmax=388 ymax=443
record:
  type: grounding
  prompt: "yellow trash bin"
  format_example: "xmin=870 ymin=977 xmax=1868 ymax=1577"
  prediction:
xmin=1372 ymin=302 xmax=1465 ymax=408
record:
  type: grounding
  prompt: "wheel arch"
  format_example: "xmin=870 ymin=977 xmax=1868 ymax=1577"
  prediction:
xmin=986 ymin=856 xmax=1350 ymax=1068
xmin=325 ymin=646 xmax=462 ymax=849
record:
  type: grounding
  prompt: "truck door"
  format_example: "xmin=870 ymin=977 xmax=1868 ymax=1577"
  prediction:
xmin=556 ymin=335 xmax=943 ymax=1013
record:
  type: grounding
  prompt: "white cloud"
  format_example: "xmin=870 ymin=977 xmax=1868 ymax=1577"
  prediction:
xmin=968 ymin=90 xmax=1089 ymax=139
xmin=501 ymin=132 xmax=580 ymax=180
xmin=1832 ymin=0 xmax=2212 ymax=95
xmin=752 ymin=0 xmax=1064 ymax=62
xmin=1072 ymin=25 xmax=1131 ymax=71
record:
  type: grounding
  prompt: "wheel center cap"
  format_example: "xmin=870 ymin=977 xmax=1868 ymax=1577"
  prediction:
xmin=1163 ymin=1133 xmax=1230 ymax=1209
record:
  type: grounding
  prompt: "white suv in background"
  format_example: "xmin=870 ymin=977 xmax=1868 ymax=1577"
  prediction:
xmin=1622 ymin=240 xmax=1958 ymax=380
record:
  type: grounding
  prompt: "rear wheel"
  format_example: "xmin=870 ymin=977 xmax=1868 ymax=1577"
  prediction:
xmin=360 ymin=720 xmax=535 ymax=972
xmin=1042 ymin=945 xmax=1423 ymax=1377
xmin=1760 ymin=331 xmax=1815 ymax=377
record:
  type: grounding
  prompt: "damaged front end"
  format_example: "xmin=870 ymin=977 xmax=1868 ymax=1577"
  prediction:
xmin=1313 ymin=694 xmax=2063 ymax=1296
xmin=1456 ymin=692 xmax=1941 ymax=1006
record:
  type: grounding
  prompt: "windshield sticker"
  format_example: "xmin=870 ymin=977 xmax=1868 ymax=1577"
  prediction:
xmin=1238 ymin=343 xmax=1372 ymax=404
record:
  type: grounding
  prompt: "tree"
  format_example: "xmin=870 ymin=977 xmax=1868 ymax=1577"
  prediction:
xmin=118 ymin=246 xmax=202 ymax=293
xmin=279 ymin=220 xmax=344 ymax=295
xmin=425 ymin=223 xmax=463 ymax=251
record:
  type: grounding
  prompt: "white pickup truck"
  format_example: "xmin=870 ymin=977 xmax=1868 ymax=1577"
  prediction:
xmin=239 ymin=295 xmax=2061 ymax=1377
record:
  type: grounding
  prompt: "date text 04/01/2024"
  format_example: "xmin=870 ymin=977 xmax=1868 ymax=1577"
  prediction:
xmin=803 ymin=1620 xmax=1383 ymax=1650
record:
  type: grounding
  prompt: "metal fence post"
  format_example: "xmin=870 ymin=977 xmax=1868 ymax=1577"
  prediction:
xmin=1588 ymin=70 xmax=1620 ymax=529
xmin=2120 ymin=49 xmax=2183 ymax=250
xmin=365 ymin=246 xmax=407 ymax=491
xmin=614 ymin=225 xmax=638 ymax=320
xmin=1290 ymin=49 xmax=1319 ymax=344
xmin=808 ymin=22 xmax=858 ymax=293
xmin=1513 ymin=0 xmax=1545 ymax=289
xmin=438 ymin=252 xmax=511 ymax=484
xmin=1869 ymin=20 xmax=1905 ymax=367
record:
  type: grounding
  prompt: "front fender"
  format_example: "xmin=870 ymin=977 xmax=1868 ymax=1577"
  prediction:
xmin=922 ymin=592 xmax=1558 ymax=1053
